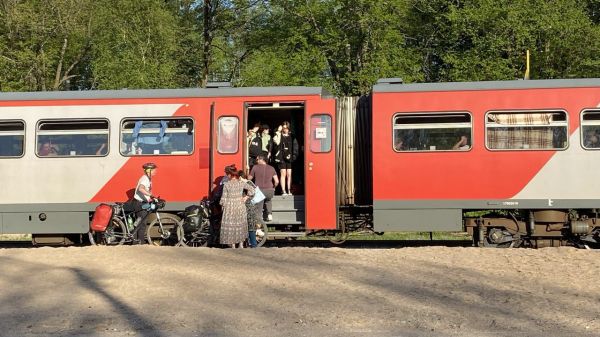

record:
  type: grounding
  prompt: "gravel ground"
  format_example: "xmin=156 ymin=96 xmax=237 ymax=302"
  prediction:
xmin=0 ymin=246 xmax=598 ymax=337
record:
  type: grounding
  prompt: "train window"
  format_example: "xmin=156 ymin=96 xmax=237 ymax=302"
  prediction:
xmin=486 ymin=111 xmax=568 ymax=150
xmin=393 ymin=113 xmax=472 ymax=152
xmin=581 ymin=110 xmax=600 ymax=149
xmin=310 ymin=115 xmax=332 ymax=153
xmin=120 ymin=118 xmax=194 ymax=156
xmin=0 ymin=120 xmax=25 ymax=157
xmin=36 ymin=119 xmax=109 ymax=157
xmin=217 ymin=116 xmax=239 ymax=154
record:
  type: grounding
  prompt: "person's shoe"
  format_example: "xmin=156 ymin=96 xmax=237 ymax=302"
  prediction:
xmin=281 ymin=192 xmax=288 ymax=197
xmin=267 ymin=214 xmax=273 ymax=221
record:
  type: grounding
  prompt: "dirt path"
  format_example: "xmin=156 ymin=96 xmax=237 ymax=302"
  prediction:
xmin=0 ymin=246 xmax=598 ymax=337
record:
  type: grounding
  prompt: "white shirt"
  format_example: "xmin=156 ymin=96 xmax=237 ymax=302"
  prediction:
xmin=134 ymin=175 xmax=151 ymax=202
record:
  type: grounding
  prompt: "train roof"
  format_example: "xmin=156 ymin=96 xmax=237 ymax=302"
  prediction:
xmin=0 ymin=86 xmax=332 ymax=101
xmin=373 ymin=78 xmax=600 ymax=93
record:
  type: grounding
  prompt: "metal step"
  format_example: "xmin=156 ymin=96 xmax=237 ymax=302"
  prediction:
xmin=271 ymin=203 xmax=304 ymax=211
xmin=271 ymin=195 xmax=305 ymax=211
xmin=265 ymin=220 xmax=304 ymax=226
xmin=265 ymin=210 xmax=304 ymax=223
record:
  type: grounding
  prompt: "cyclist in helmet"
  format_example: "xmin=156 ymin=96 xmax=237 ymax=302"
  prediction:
xmin=131 ymin=162 xmax=157 ymax=244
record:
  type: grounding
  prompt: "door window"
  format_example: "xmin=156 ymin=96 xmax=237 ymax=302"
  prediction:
xmin=309 ymin=115 xmax=332 ymax=153
xmin=217 ymin=116 xmax=239 ymax=154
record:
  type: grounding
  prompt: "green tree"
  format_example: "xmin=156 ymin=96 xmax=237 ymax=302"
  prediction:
xmin=407 ymin=0 xmax=600 ymax=82
xmin=262 ymin=0 xmax=422 ymax=96
xmin=167 ymin=0 xmax=272 ymax=87
xmin=89 ymin=0 xmax=179 ymax=89
xmin=0 ymin=0 xmax=93 ymax=91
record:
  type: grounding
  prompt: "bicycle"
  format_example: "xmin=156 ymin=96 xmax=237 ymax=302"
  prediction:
xmin=89 ymin=198 xmax=182 ymax=246
xmin=177 ymin=199 xmax=215 ymax=247
xmin=177 ymin=199 xmax=269 ymax=247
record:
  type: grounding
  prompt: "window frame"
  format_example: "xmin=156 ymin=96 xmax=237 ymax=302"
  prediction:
xmin=119 ymin=117 xmax=195 ymax=157
xmin=0 ymin=119 xmax=26 ymax=159
xmin=580 ymin=109 xmax=600 ymax=150
xmin=217 ymin=115 xmax=239 ymax=154
xmin=391 ymin=111 xmax=473 ymax=153
xmin=309 ymin=114 xmax=333 ymax=153
xmin=35 ymin=118 xmax=110 ymax=158
xmin=484 ymin=109 xmax=569 ymax=152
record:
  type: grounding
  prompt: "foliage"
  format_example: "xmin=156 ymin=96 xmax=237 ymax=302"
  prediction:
xmin=1 ymin=0 xmax=600 ymax=93
xmin=89 ymin=0 xmax=179 ymax=89
xmin=265 ymin=0 xmax=423 ymax=95
xmin=407 ymin=0 xmax=600 ymax=82
xmin=0 ymin=0 xmax=94 ymax=91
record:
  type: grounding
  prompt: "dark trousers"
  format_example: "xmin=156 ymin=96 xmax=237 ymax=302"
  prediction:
xmin=255 ymin=188 xmax=275 ymax=219
xmin=131 ymin=199 xmax=149 ymax=242
xmin=248 ymin=156 xmax=257 ymax=169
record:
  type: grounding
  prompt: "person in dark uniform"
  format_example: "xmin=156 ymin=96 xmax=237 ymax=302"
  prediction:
xmin=275 ymin=122 xmax=298 ymax=196
xmin=247 ymin=124 xmax=261 ymax=168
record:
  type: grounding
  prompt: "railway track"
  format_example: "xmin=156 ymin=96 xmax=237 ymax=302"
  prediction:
xmin=0 ymin=240 xmax=34 ymax=248
xmin=263 ymin=239 xmax=473 ymax=248
xmin=0 ymin=239 xmax=472 ymax=249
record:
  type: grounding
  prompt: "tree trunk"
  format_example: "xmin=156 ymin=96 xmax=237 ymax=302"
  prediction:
xmin=201 ymin=0 xmax=216 ymax=88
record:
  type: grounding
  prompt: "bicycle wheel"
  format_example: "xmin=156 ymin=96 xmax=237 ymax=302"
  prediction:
xmin=146 ymin=213 xmax=181 ymax=246
xmin=178 ymin=218 xmax=210 ymax=247
xmin=89 ymin=218 xmax=127 ymax=246
xmin=255 ymin=222 xmax=269 ymax=247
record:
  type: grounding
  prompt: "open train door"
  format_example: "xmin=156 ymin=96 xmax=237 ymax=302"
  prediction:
xmin=304 ymin=97 xmax=337 ymax=230
xmin=210 ymin=100 xmax=244 ymax=193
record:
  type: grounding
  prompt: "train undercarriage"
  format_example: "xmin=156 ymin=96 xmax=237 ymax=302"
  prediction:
xmin=332 ymin=207 xmax=600 ymax=249
xmin=464 ymin=209 xmax=600 ymax=249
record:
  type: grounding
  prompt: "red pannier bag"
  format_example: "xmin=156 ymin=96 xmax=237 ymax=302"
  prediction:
xmin=90 ymin=204 xmax=114 ymax=232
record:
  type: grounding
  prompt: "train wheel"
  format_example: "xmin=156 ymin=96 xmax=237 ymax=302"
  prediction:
xmin=89 ymin=218 xmax=126 ymax=246
xmin=256 ymin=222 xmax=269 ymax=247
xmin=482 ymin=228 xmax=519 ymax=248
xmin=146 ymin=214 xmax=181 ymax=246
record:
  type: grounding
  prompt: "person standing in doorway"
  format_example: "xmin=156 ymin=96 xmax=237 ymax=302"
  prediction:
xmin=247 ymin=124 xmax=261 ymax=169
xmin=259 ymin=124 xmax=273 ymax=160
xmin=276 ymin=122 xmax=298 ymax=196
xmin=249 ymin=154 xmax=279 ymax=222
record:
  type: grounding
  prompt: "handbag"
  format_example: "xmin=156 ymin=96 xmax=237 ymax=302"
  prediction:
xmin=251 ymin=183 xmax=266 ymax=205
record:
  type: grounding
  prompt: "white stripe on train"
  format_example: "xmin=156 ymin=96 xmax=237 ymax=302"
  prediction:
xmin=515 ymin=127 xmax=600 ymax=199
xmin=0 ymin=104 xmax=183 ymax=203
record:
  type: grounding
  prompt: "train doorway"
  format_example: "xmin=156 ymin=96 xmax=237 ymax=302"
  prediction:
xmin=246 ymin=102 xmax=305 ymax=195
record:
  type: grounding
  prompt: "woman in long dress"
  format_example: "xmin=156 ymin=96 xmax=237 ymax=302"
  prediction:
xmin=220 ymin=166 xmax=255 ymax=248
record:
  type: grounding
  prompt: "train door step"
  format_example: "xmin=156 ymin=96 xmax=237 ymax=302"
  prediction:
xmin=268 ymin=195 xmax=305 ymax=225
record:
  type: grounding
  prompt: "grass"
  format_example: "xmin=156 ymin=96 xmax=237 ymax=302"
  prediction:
xmin=0 ymin=234 xmax=32 ymax=241
xmin=300 ymin=231 xmax=472 ymax=241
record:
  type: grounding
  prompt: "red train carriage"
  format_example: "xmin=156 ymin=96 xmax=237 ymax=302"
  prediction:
xmin=3 ymin=78 xmax=600 ymax=247
xmin=369 ymin=78 xmax=600 ymax=247
xmin=0 ymin=85 xmax=337 ymax=244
